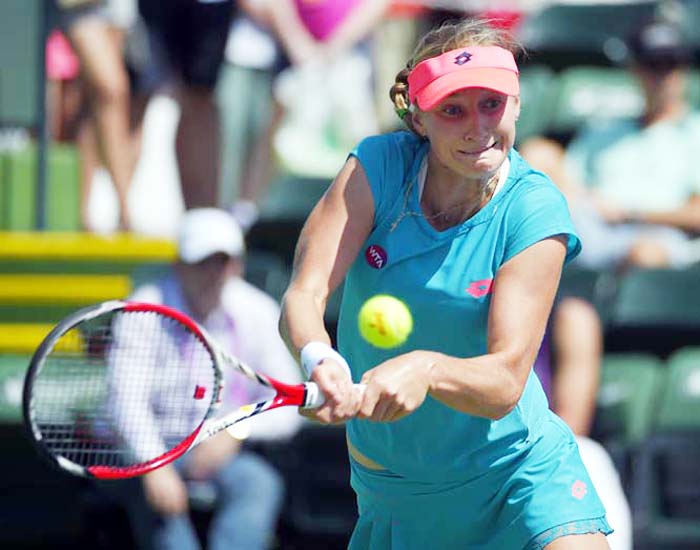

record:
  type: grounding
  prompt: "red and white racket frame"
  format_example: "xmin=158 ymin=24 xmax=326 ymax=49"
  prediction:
xmin=23 ymin=300 xmax=325 ymax=479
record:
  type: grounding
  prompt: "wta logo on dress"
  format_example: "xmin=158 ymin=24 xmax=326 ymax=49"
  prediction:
xmin=365 ymin=245 xmax=387 ymax=269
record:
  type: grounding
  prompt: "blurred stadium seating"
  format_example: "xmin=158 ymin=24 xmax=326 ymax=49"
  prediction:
xmin=514 ymin=64 xmax=558 ymax=143
xmin=605 ymin=267 xmax=700 ymax=356
xmin=592 ymin=353 xmax=665 ymax=492
xmin=518 ymin=0 xmax=700 ymax=70
xmin=630 ymin=347 xmax=700 ymax=549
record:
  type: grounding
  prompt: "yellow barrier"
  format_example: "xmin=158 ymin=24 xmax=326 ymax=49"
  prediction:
xmin=0 ymin=274 xmax=132 ymax=304
xmin=0 ymin=324 xmax=54 ymax=354
xmin=0 ymin=232 xmax=176 ymax=261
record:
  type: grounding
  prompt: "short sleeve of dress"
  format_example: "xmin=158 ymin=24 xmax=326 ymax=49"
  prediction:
xmin=502 ymin=174 xmax=582 ymax=265
xmin=350 ymin=131 xmax=426 ymax=227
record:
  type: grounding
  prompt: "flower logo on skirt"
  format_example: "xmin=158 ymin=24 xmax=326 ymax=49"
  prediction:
xmin=571 ymin=480 xmax=588 ymax=500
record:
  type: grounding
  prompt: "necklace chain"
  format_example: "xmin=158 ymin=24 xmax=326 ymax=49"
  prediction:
xmin=390 ymin=172 xmax=500 ymax=232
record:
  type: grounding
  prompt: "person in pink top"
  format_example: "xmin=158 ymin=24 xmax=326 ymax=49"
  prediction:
xmin=260 ymin=0 xmax=390 ymax=66
xmin=293 ymin=0 xmax=363 ymax=41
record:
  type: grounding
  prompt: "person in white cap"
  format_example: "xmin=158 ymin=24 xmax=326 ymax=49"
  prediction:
xmin=116 ymin=207 xmax=301 ymax=549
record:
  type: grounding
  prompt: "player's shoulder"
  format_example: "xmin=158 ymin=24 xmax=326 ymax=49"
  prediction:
xmin=504 ymin=150 xmax=569 ymax=208
xmin=353 ymin=130 xmax=426 ymax=169
xmin=509 ymin=149 xmax=560 ymax=191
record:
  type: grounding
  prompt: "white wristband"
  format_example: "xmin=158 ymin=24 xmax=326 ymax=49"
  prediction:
xmin=300 ymin=341 xmax=351 ymax=380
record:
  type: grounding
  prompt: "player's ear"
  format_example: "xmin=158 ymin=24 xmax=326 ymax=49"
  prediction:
xmin=513 ymin=95 xmax=521 ymax=121
xmin=412 ymin=110 xmax=428 ymax=138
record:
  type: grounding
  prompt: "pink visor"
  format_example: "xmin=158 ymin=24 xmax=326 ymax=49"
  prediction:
xmin=408 ymin=46 xmax=519 ymax=111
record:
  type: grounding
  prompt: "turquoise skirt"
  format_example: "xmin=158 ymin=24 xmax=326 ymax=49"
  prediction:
xmin=348 ymin=415 xmax=612 ymax=550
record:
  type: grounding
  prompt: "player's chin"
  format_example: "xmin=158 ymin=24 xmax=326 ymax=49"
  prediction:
xmin=464 ymin=143 xmax=506 ymax=165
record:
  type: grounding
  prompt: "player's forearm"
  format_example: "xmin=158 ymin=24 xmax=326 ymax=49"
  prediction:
xmin=279 ymin=286 xmax=332 ymax=361
xmin=427 ymin=351 xmax=525 ymax=420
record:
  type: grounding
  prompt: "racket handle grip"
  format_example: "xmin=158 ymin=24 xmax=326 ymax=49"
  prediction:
xmin=302 ymin=382 xmax=366 ymax=409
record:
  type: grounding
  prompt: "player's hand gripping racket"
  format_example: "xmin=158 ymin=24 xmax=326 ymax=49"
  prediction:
xmin=23 ymin=300 xmax=355 ymax=480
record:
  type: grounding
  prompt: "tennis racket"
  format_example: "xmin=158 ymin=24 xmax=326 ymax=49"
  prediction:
xmin=22 ymin=300 xmax=354 ymax=480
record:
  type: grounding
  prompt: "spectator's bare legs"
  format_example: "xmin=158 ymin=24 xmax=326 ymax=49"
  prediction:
xmin=68 ymin=20 xmax=134 ymax=230
xmin=76 ymin=115 xmax=100 ymax=229
xmin=232 ymin=99 xmax=285 ymax=230
xmin=176 ymin=86 xmax=220 ymax=208
xmin=550 ymin=297 xmax=602 ymax=436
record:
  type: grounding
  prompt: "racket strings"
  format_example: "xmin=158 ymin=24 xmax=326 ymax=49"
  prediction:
xmin=30 ymin=310 xmax=217 ymax=470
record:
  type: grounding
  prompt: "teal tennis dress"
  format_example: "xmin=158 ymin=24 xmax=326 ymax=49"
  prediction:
xmin=337 ymin=131 xmax=612 ymax=549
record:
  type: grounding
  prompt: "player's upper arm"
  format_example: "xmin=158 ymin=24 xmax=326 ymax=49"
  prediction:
xmin=489 ymin=236 xmax=568 ymax=391
xmin=489 ymin=175 xmax=578 ymax=392
xmin=290 ymin=157 xmax=375 ymax=298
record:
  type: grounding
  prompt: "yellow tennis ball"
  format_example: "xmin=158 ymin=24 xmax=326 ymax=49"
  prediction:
xmin=358 ymin=294 xmax=413 ymax=349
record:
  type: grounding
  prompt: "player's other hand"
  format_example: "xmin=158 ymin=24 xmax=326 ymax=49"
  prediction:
xmin=358 ymin=351 xmax=433 ymax=422
xmin=302 ymin=359 xmax=362 ymax=424
xmin=142 ymin=464 xmax=189 ymax=516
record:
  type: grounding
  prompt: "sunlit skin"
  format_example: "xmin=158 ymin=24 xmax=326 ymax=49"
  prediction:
xmin=412 ymin=88 xmax=520 ymax=214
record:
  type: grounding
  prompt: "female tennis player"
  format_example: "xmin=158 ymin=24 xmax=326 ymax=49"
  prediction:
xmin=280 ymin=17 xmax=612 ymax=549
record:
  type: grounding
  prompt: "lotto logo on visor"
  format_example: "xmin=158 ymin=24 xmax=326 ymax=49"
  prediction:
xmin=455 ymin=51 xmax=472 ymax=65
xmin=408 ymin=46 xmax=519 ymax=111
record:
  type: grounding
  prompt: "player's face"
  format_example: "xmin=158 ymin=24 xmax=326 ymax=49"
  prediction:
xmin=413 ymin=88 xmax=519 ymax=180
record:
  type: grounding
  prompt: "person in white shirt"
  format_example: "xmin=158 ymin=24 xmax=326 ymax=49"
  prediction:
xmin=119 ymin=207 xmax=302 ymax=550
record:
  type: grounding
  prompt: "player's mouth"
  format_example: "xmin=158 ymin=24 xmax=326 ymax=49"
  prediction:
xmin=458 ymin=141 xmax=498 ymax=156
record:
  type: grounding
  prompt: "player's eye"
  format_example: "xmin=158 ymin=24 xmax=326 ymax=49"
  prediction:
xmin=480 ymin=96 xmax=505 ymax=112
xmin=441 ymin=104 xmax=463 ymax=117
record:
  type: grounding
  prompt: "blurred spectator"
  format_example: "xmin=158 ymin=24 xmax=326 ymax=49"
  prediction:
xmin=119 ymin=208 xmax=302 ymax=549
xmin=520 ymin=17 xmax=700 ymax=271
xmin=137 ymin=0 xmax=234 ymax=209
xmin=217 ymin=1 xmax=284 ymax=231
xmin=258 ymin=0 xmax=391 ymax=183
xmin=214 ymin=0 xmax=392 ymax=231
xmin=53 ymin=0 xmax=140 ymax=231
xmin=373 ymin=1 xmax=428 ymax=131
xmin=533 ymin=298 xmax=633 ymax=550
xmin=45 ymin=29 xmax=82 ymax=142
